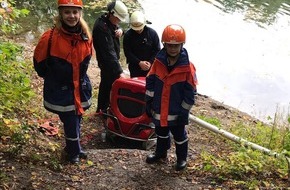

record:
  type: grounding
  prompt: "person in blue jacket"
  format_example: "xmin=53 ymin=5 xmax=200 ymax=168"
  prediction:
xmin=33 ymin=0 xmax=92 ymax=164
xmin=145 ymin=24 xmax=198 ymax=171
xmin=123 ymin=10 xmax=160 ymax=77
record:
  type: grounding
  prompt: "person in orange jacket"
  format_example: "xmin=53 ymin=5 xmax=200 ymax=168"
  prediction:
xmin=33 ymin=0 xmax=92 ymax=164
xmin=145 ymin=24 xmax=198 ymax=171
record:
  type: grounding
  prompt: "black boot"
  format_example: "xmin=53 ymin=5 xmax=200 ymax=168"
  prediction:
xmin=69 ymin=155 xmax=80 ymax=164
xmin=61 ymin=149 xmax=80 ymax=164
xmin=79 ymin=151 xmax=88 ymax=160
xmin=175 ymin=160 xmax=187 ymax=171
xmin=175 ymin=139 xmax=188 ymax=171
xmin=146 ymin=152 xmax=167 ymax=164
xmin=62 ymin=148 xmax=85 ymax=162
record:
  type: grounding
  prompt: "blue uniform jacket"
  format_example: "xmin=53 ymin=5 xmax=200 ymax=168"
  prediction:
xmin=33 ymin=27 xmax=92 ymax=115
xmin=145 ymin=48 xmax=197 ymax=127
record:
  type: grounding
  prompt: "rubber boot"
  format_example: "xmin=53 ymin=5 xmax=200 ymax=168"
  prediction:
xmin=79 ymin=150 xmax=88 ymax=160
xmin=175 ymin=140 xmax=188 ymax=171
xmin=175 ymin=160 xmax=187 ymax=171
xmin=69 ymin=154 xmax=80 ymax=164
xmin=146 ymin=136 xmax=170 ymax=164
xmin=146 ymin=152 xmax=167 ymax=164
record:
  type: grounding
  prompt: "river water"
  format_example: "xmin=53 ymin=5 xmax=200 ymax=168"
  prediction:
xmin=138 ymin=0 xmax=290 ymax=122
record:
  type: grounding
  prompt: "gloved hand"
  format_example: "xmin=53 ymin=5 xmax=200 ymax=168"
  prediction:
xmin=34 ymin=59 xmax=49 ymax=78
xmin=145 ymin=100 xmax=153 ymax=117
xmin=177 ymin=114 xmax=189 ymax=125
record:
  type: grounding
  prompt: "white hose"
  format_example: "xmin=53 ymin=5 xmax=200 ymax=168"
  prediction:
xmin=189 ymin=114 xmax=290 ymax=180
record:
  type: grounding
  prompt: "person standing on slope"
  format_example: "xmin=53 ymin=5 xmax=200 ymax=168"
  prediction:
xmin=145 ymin=24 xmax=198 ymax=171
xmin=33 ymin=0 xmax=93 ymax=164
xmin=92 ymin=0 xmax=129 ymax=114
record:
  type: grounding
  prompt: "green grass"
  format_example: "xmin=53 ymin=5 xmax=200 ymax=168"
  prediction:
xmin=198 ymin=114 xmax=290 ymax=188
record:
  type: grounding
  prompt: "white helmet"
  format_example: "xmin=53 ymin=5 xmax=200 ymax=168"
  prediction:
xmin=108 ymin=0 xmax=129 ymax=22
xmin=130 ymin=10 xmax=146 ymax=31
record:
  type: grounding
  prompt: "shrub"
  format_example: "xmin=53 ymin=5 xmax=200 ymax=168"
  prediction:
xmin=0 ymin=41 xmax=35 ymax=137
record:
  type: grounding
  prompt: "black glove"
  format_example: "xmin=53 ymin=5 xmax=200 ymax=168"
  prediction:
xmin=145 ymin=100 xmax=153 ymax=117
xmin=33 ymin=58 xmax=48 ymax=78
xmin=177 ymin=114 xmax=189 ymax=125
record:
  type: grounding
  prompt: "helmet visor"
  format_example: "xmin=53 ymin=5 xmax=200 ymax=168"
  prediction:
xmin=131 ymin=22 xmax=145 ymax=31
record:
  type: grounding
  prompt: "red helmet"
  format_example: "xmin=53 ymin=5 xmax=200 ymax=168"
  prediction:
xmin=58 ymin=0 xmax=83 ymax=9
xmin=161 ymin=24 xmax=186 ymax=44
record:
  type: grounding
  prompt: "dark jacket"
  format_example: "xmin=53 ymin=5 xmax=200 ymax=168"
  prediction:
xmin=33 ymin=27 xmax=92 ymax=115
xmin=92 ymin=13 xmax=123 ymax=76
xmin=123 ymin=26 xmax=160 ymax=77
xmin=145 ymin=48 xmax=198 ymax=127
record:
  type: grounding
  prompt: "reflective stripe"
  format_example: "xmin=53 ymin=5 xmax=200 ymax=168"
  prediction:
xmin=66 ymin=137 xmax=79 ymax=141
xmin=181 ymin=101 xmax=193 ymax=111
xmin=175 ymin=138 xmax=188 ymax=145
xmin=44 ymin=98 xmax=91 ymax=112
xmin=145 ymin=90 xmax=154 ymax=97
xmin=82 ymin=99 xmax=92 ymax=107
xmin=153 ymin=113 xmax=178 ymax=121
xmin=157 ymin=135 xmax=169 ymax=139
xmin=44 ymin=101 xmax=75 ymax=112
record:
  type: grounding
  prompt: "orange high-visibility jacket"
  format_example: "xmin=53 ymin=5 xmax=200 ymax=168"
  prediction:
xmin=146 ymin=48 xmax=197 ymax=127
xmin=33 ymin=27 xmax=92 ymax=115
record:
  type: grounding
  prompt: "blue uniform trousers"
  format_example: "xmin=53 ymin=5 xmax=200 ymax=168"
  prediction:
xmin=59 ymin=114 xmax=82 ymax=158
xmin=155 ymin=125 xmax=188 ymax=161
